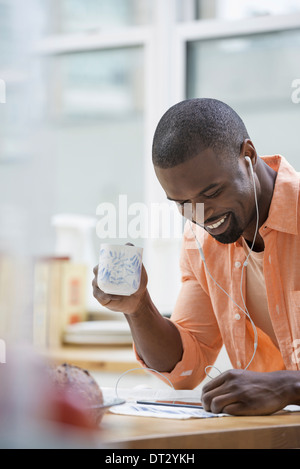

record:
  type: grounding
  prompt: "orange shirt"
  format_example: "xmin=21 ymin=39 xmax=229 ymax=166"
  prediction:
xmin=135 ymin=155 xmax=300 ymax=389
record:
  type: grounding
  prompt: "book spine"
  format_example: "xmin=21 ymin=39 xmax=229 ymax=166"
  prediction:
xmin=33 ymin=259 xmax=51 ymax=348
xmin=33 ymin=257 xmax=87 ymax=349
xmin=48 ymin=260 xmax=87 ymax=348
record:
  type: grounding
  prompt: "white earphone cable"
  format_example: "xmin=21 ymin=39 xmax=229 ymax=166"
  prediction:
xmin=239 ymin=161 xmax=259 ymax=369
xmin=114 ymin=367 xmax=175 ymax=399
xmin=189 ymin=157 xmax=259 ymax=377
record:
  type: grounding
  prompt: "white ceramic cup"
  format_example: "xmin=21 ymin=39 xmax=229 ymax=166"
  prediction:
xmin=97 ymin=244 xmax=143 ymax=296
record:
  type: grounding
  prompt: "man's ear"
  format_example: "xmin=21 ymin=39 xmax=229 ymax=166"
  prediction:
xmin=240 ymin=139 xmax=258 ymax=169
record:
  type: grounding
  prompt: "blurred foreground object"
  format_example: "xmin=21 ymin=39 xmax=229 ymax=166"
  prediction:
xmin=0 ymin=346 xmax=102 ymax=448
xmin=47 ymin=363 xmax=104 ymax=427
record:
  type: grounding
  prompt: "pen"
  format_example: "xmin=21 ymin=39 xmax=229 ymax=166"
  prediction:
xmin=136 ymin=400 xmax=203 ymax=409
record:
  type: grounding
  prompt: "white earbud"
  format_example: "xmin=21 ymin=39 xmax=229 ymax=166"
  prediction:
xmin=245 ymin=156 xmax=254 ymax=175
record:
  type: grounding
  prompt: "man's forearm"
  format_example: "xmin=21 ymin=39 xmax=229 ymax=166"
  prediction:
xmin=283 ymin=370 xmax=300 ymax=406
xmin=124 ymin=290 xmax=183 ymax=373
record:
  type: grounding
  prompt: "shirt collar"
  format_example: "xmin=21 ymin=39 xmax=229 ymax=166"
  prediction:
xmin=235 ymin=155 xmax=299 ymax=247
xmin=260 ymin=155 xmax=299 ymax=236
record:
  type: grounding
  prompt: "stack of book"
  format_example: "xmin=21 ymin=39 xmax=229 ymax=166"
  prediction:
xmin=33 ymin=257 xmax=87 ymax=349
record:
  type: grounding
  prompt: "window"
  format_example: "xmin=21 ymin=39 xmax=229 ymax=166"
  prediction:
xmin=44 ymin=48 xmax=144 ymax=121
xmin=41 ymin=0 xmax=153 ymax=35
xmin=187 ymin=29 xmax=300 ymax=165
xmin=196 ymin=0 xmax=300 ymax=20
xmin=43 ymin=47 xmax=145 ymax=224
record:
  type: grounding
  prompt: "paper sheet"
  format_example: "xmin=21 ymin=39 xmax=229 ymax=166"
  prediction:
xmin=103 ymin=387 xmax=228 ymax=419
xmin=284 ymin=405 xmax=300 ymax=412
xmin=103 ymin=387 xmax=300 ymax=420
xmin=109 ymin=402 xmax=228 ymax=419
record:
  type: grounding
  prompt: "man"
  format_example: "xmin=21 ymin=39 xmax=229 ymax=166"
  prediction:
xmin=93 ymin=98 xmax=300 ymax=415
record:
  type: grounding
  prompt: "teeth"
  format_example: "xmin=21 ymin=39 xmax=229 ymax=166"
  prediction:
xmin=207 ymin=215 xmax=227 ymax=230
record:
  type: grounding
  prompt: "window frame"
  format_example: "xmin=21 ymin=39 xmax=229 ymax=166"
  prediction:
xmin=174 ymin=12 xmax=300 ymax=101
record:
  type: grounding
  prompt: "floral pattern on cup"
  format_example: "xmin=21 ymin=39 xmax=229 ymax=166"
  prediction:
xmin=97 ymin=245 xmax=143 ymax=296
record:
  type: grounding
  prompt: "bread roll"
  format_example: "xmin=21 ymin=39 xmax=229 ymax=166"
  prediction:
xmin=48 ymin=363 xmax=104 ymax=426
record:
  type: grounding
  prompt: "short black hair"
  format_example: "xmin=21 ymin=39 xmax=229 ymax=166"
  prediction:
xmin=152 ymin=98 xmax=250 ymax=169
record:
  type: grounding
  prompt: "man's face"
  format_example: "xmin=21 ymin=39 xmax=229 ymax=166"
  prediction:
xmin=154 ymin=147 xmax=256 ymax=244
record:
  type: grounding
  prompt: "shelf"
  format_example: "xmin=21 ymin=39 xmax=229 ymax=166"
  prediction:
xmin=41 ymin=344 xmax=139 ymax=373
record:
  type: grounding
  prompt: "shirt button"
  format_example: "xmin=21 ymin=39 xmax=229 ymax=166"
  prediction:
xmin=235 ymin=313 xmax=241 ymax=320
xmin=235 ymin=261 xmax=241 ymax=268
xmin=269 ymin=255 xmax=272 ymax=264
xmin=237 ymin=361 xmax=242 ymax=368
xmin=276 ymin=305 xmax=280 ymax=315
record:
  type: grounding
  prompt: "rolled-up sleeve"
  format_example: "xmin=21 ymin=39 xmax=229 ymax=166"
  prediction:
xmin=133 ymin=239 xmax=223 ymax=389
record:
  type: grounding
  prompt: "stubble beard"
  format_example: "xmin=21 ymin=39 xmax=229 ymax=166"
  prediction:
xmin=208 ymin=211 xmax=244 ymax=245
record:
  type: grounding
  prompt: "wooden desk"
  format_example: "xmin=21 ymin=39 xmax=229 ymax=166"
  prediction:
xmin=40 ymin=346 xmax=300 ymax=448
xmin=99 ymin=411 xmax=300 ymax=449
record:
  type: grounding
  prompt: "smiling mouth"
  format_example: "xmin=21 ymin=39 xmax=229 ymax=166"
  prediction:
xmin=205 ymin=214 xmax=229 ymax=231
